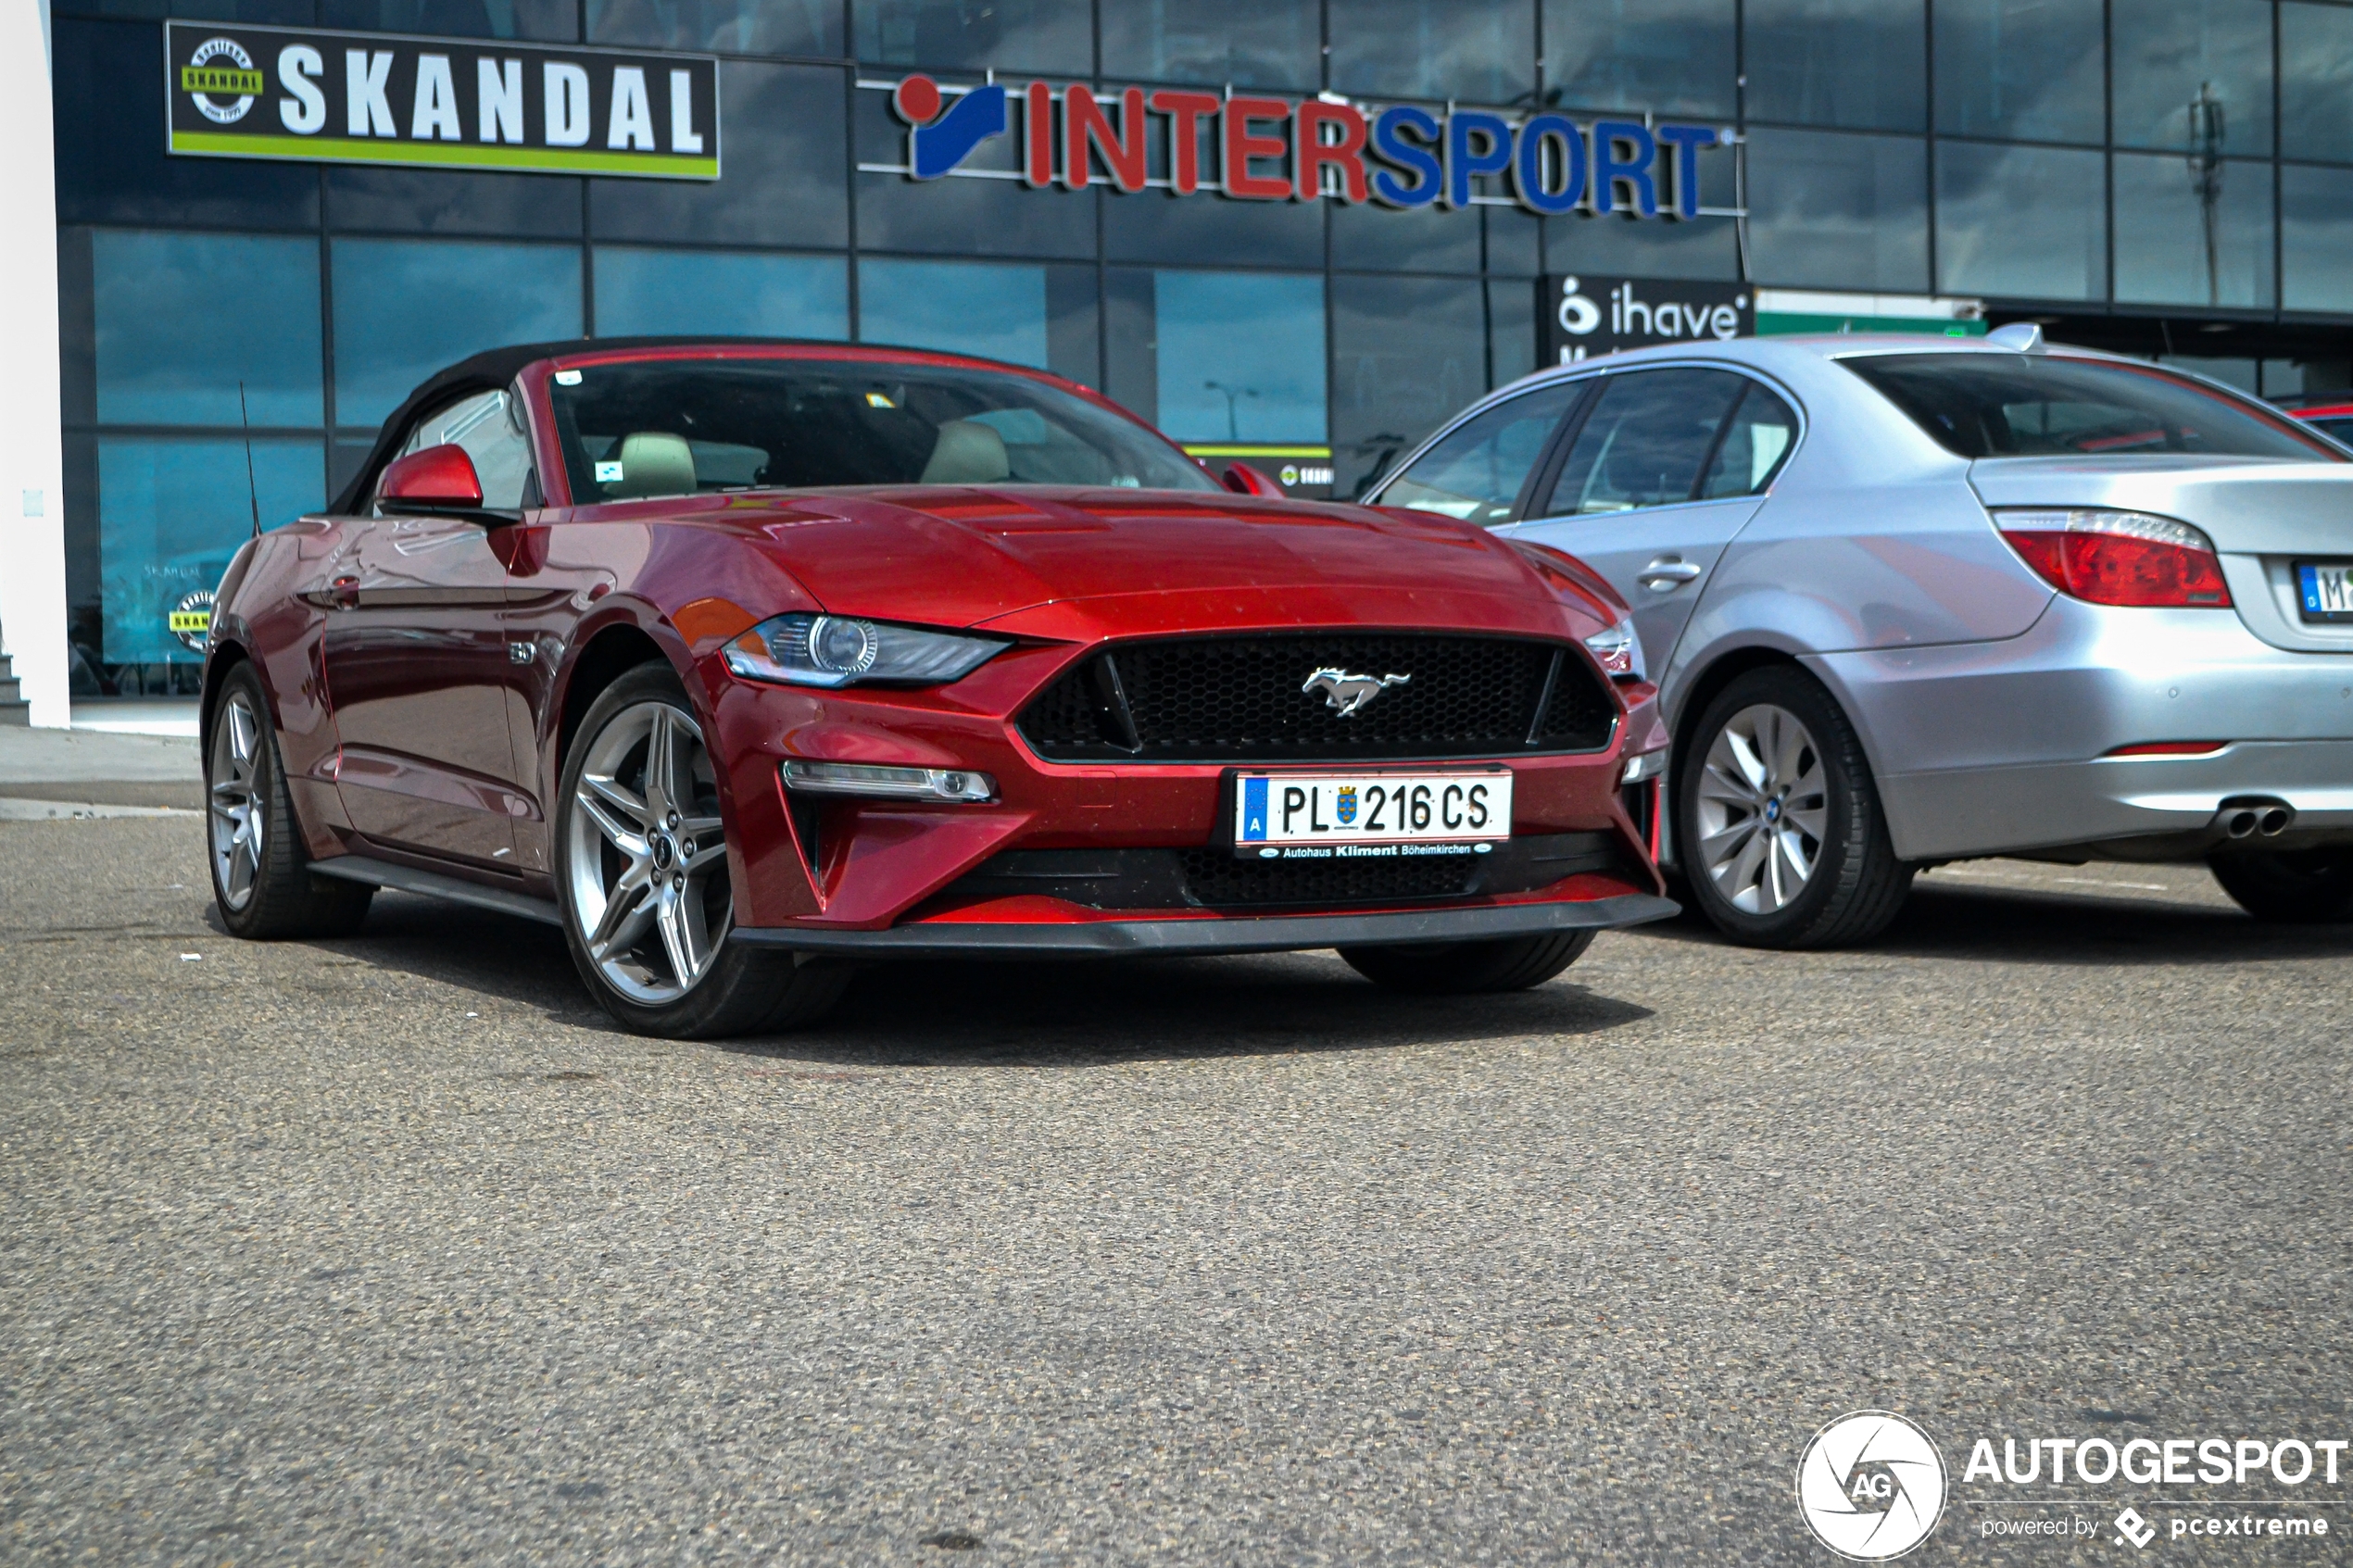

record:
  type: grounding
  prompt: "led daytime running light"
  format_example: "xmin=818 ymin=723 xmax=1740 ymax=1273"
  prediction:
xmin=780 ymin=760 xmax=997 ymax=802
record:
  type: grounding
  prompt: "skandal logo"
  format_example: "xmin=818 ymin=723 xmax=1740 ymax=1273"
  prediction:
xmin=170 ymin=589 xmax=215 ymax=653
xmin=180 ymin=36 xmax=262 ymax=125
xmin=1796 ymin=1411 xmax=1948 ymax=1561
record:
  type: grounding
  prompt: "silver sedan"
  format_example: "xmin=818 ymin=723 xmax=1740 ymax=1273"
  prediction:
xmin=1365 ymin=327 xmax=2353 ymax=944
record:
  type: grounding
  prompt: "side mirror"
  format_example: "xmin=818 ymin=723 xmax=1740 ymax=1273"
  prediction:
xmin=379 ymin=444 xmax=486 ymax=511
xmin=1219 ymin=460 xmax=1284 ymax=497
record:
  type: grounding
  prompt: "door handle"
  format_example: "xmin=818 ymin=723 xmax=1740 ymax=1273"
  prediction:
xmin=1637 ymin=558 xmax=1703 ymax=592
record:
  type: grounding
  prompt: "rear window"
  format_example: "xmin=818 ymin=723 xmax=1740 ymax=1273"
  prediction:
xmin=1843 ymin=354 xmax=2339 ymax=461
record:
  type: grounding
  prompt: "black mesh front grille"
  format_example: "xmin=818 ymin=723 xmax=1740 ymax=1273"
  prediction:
xmin=1175 ymin=847 xmax=1480 ymax=906
xmin=1016 ymin=633 xmax=1617 ymax=763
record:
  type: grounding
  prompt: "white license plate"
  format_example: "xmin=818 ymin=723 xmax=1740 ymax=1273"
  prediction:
xmin=2297 ymin=561 xmax=2353 ymax=622
xmin=1231 ymin=770 xmax=1512 ymax=858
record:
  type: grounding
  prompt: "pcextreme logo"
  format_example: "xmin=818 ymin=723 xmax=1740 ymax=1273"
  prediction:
xmin=876 ymin=74 xmax=1729 ymax=221
xmin=1796 ymin=1411 xmax=1949 ymax=1561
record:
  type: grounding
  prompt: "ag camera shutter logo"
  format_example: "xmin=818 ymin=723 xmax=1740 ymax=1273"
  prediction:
xmin=1796 ymin=1411 xmax=1948 ymax=1561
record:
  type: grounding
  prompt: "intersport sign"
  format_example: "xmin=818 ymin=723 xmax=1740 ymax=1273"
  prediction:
xmin=877 ymin=74 xmax=1727 ymax=220
xmin=162 ymin=20 xmax=720 ymax=179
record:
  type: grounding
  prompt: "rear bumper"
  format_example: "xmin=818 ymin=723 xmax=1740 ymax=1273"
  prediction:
xmin=733 ymin=890 xmax=1679 ymax=959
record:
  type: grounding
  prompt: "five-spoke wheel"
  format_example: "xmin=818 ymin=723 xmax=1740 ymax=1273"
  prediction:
xmin=208 ymin=687 xmax=267 ymax=914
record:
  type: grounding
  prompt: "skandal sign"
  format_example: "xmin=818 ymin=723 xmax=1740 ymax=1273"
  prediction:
xmin=163 ymin=20 xmax=719 ymax=179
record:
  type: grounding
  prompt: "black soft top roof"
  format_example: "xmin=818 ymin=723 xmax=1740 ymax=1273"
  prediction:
xmin=326 ymin=336 xmax=1042 ymax=515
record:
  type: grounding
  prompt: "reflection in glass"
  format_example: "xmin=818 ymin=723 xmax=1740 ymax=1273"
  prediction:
xmin=1542 ymin=369 xmax=1746 ymax=516
xmin=331 ymin=238 xmax=582 ymax=428
xmin=1152 ymin=271 xmax=1326 ymax=444
xmin=860 ymin=258 xmax=1050 ymax=368
xmin=319 ymin=0 xmax=580 ymax=39
xmin=1934 ymin=142 xmax=2105 ymax=299
xmin=1381 ymin=381 xmax=1582 ymax=524
xmin=591 ymin=62 xmax=849 ymax=248
xmin=1100 ymin=0 xmax=1319 ymax=91
xmin=2283 ymin=165 xmax=2353 ymax=312
xmin=1104 ymin=186 xmax=1325 ymax=270
xmin=1549 ymin=214 xmax=1740 ymax=282
xmin=853 ymin=0 xmax=1091 ymax=74
xmin=588 ymin=0 xmax=837 ymax=55
xmin=1330 ymin=0 xmax=1534 ymax=106
xmin=1331 ymin=201 xmax=1482 ymax=276
xmin=2281 ymin=4 xmax=2353 ymax=164
xmin=1743 ymin=129 xmax=1928 ymax=292
xmin=595 ymin=248 xmax=849 ymax=338
xmin=1934 ymin=0 xmax=2102 ymax=144
xmin=1330 ymin=276 xmax=1488 ymax=497
xmin=325 ymin=168 xmax=583 ymax=237
xmin=1542 ymin=0 xmax=1732 ymax=118
xmin=1743 ymin=0 xmax=1924 ymax=132
xmin=98 ymin=437 xmax=321 ymax=664
xmin=2112 ymin=155 xmax=2273 ymax=308
xmin=1488 ymin=280 xmax=1536 ymax=387
xmin=94 ymin=231 xmax=321 ymax=427
xmin=2111 ymin=0 xmax=2271 ymax=157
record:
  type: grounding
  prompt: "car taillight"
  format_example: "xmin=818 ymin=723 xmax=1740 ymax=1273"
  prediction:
xmin=1994 ymin=508 xmax=2232 ymax=608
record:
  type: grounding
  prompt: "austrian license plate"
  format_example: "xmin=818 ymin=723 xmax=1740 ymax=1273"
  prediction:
xmin=1230 ymin=770 xmax=1512 ymax=859
xmin=2296 ymin=561 xmax=2353 ymax=622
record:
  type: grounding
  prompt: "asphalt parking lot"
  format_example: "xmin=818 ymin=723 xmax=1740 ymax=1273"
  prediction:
xmin=4 ymin=817 xmax=2347 ymax=1564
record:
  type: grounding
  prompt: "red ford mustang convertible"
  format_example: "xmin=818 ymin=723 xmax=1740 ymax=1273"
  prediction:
xmin=201 ymin=341 xmax=1675 ymax=1036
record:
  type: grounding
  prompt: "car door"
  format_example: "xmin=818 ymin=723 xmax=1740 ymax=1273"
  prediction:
xmin=1500 ymin=368 xmax=1799 ymax=681
xmin=321 ymin=388 xmax=542 ymax=868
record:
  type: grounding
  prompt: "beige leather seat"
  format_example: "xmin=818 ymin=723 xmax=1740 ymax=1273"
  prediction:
xmin=606 ymin=432 xmax=698 ymax=499
xmin=919 ymin=420 xmax=1011 ymax=484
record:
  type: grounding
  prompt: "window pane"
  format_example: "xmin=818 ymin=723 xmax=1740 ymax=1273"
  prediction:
xmin=1698 ymin=383 xmax=1800 ymax=498
xmin=1100 ymin=0 xmax=1319 ymax=91
xmin=97 ymin=436 xmax=321 ymax=665
xmin=1934 ymin=142 xmax=2106 ymax=300
xmin=1331 ymin=203 xmax=1482 ymax=276
xmin=1488 ymin=279 xmax=1536 ymax=387
xmin=1743 ymin=0 xmax=1924 ymax=132
xmin=319 ymin=0 xmax=580 ymax=40
xmin=852 ymin=0 xmax=1092 ymax=74
xmin=2284 ymin=164 xmax=2353 ymax=312
xmin=1547 ymin=215 xmax=1741 ymax=282
xmin=94 ymin=231 xmax=321 ymax=427
xmin=1381 ymin=381 xmax=1581 ymax=523
xmin=325 ymin=168 xmax=584 ymax=238
xmin=1744 ymin=129 xmax=1927 ymax=292
xmin=2111 ymin=0 xmax=2271 ymax=157
xmin=1103 ymin=186 xmax=1324 ymax=270
xmin=1152 ymin=271 xmax=1326 ymax=444
xmin=1543 ymin=0 xmax=1732 ymax=118
xmin=2113 ymin=155 xmax=2273 ymax=308
xmin=595 ymin=248 xmax=849 ymax=339
xmin=1330 ymin=276 xmax=1489 ymax=498
xmin=592 ymin=62 xmax=849 ymax=248
xmin=2281 ymin=4 xmax=2353 ymax=163
xmin=332 ymin=238 xmax=583 ymax=430
xmin=1331 ymin=0 xmax=1534 ymax=105
xmin=860 ymin=258 xmax=1050 ymax=367
xmin=1933 ymin=0 xmax=2103 ymax=144
xmin=586 ymin=0 xmax=836 ymax=56
xmin=1543 ymin=369 xmax=1745 ymax=515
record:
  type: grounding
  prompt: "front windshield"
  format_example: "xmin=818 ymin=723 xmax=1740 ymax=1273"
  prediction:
xmin=547 ymin=358 xmax=1220 ymax=502
xmin=1844 ymin=353 xmax=2339 ymax=461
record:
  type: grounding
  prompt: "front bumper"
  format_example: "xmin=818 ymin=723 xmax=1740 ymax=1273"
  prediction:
xmin=1816 ymin=596 xmax=2353 ymax=861
xmin=735 ymin=889 xmax=1679 ymax=958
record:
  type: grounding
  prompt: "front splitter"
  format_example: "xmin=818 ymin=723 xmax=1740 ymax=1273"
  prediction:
xmin=731 ymin=891 xmax=1680 ymax=959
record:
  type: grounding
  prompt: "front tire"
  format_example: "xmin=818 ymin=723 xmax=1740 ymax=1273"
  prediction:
xmin=205 ymin=661 xmax=374 ymax=940
xmin=555 ymin=663 xmax=848 ymax=1038
xmin=1339 ymin=931 xmax=1594 ymax=994
xmin=1676 ymin=666 xmax=1911 ymax=948
xmin=2209 ymin=849 xmax=2353 ymax=922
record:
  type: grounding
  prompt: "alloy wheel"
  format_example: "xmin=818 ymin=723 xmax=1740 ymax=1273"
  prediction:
xmin=208 ymin=692 xmax=266 ymax=912
xmin=565 ymin=700 xmax=732 ymax=1005
xmin=1693 ymin=702 xmax=1829 ymax=915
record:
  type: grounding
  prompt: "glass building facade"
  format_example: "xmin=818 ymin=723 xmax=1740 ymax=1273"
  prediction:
xmin=51 ymin=0 xmax=2353 ymax=690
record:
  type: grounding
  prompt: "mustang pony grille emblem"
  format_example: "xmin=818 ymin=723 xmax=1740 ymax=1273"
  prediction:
xmin=1302 ymin=667 xmax=1411 ymax=717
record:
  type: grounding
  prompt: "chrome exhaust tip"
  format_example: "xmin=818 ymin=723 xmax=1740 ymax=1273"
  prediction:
xmin=2259 ymin=807 xmax=2294 ymax=837
xmin=2215 ymin=797 xmax=2295 ymax=841
xmin=2224 ymin=809 xmax=2259 ymax=839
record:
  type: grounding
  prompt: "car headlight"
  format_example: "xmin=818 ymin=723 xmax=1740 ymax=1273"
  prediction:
xmin=722 ymin=612 xmax=1009 ymax=688
xmin=1583 ymin=611 xmax=1644 ymax=682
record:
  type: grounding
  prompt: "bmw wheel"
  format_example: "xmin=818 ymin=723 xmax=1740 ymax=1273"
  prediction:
xmin=1677 ymin=666 xmax=1911 ymax=948
xmin=205 ymin=661 xmax=373 ymax=939
xmin=556 ymin=663 xmax=849 ymax=1038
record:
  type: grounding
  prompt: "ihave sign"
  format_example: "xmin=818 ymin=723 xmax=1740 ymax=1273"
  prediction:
xmin=875 ymin=75 xmax=1729 ymax=220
